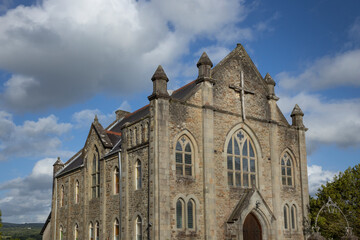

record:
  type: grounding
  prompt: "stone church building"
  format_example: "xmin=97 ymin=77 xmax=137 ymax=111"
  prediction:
xmin=42 ymin=44 xmax=310 ymax=240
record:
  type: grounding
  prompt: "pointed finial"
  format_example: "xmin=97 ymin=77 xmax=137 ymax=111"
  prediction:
xmin=197 ymin=52 xmax=213 ymax=68
xmin=291 ymin=104 xmax=304 ymax=117
xmin=151 ymin=65 xmax=169 ymax=82
xmin=264 ymin=73 xmax=276 ymax=86
xmin=94 ymin=114 xmax=99 ymax=123
xmin=53 ymin=157 xmax=63 ymax=166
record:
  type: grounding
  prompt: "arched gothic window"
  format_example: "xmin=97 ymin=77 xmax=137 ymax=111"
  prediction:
xmin=89 ymin=222 xmax=94 ymax=240
xmin=60 ymin=225 xmax=64 ymax=240
xmin=284 ymin=205 xmax=289 ymax=230
xmin=129 ymin=129 xmax=133 ymax=147
xmin=227 ymin=129 xmax=256 ymax=187
xmin=114 ymin=218 xmax=120 ymax=240
xmin=74 ymin=223 xmax=79 ymax=240
xmin=136 ymin=216 xmax=142 ymax=240
xmin=176 ymin=198 xmax=196 ymax=230
xmin=291 ymin=205 xmax=297 ymax=230
xmin=91 ymin=150 xmax=100 ymax=198
xmin=176 ymin=198 xmax=185 ymax=229
xmin=281 ymin=153 xmax=294 ymax=186
xmin=187 ymin=199 xmax=195 ymax=230
xmin=95 ymin=221 xmax=100 ymax=240
xmin=75 ymin=180 xmax=79 ymax=204
xmin=114 ymin=167 xmax=120 ymax=194
xmin=135 ymin=160 xmax=142 ymax=190
xmin=134 ymin=127 xmax=138 ymax=146
xmin=175 ymin=136 xmax=193 ymax=176
xmin=60 ymin=185 xmax=64 ymax=207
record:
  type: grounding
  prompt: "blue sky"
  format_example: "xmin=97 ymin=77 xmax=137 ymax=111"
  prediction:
xmin=0 ymin=0 xmax=359 ymax=223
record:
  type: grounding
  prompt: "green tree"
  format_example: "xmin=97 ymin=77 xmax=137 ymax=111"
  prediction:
xmin=309 ymin=164 xmax=360 ymax=239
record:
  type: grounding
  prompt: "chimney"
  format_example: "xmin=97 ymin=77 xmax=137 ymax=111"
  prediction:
xmin=115 ymin=109 xmax=130 ymax=120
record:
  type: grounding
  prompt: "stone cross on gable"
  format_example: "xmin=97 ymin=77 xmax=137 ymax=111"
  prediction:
xmin=229 ymin=71 xmax=255 ymax=121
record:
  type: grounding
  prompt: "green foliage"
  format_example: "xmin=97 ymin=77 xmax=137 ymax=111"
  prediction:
xmin=309 ymin=164 xmax=360 ymax=239
xmin=1 ymin=223 xmax=42 ymax=240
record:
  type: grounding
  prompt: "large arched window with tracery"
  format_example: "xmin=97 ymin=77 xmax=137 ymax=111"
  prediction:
xmin=175 ymin=135 xmax=193 ymax=176
xmin=281 ymin=153 xmax=294 ymax=186
xmin=227 ymin=129 xmax=256 ymax=187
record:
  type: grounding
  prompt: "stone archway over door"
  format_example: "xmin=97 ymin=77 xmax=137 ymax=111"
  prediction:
xmin=243 ymin=213 xmax=262 ymax=240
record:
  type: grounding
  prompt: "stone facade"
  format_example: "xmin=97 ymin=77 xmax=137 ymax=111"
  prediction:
xmin=46 ymin=44 xmax=309 ymax=240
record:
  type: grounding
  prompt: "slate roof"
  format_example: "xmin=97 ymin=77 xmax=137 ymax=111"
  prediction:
xmin=40 ymin=212 xmax=51 ymax=235
xmin=170 ymin=80 xmax=199 ymax=101
xmin=56 ymin=151 xmax=84 ymax=177
xmin=110 ymin=104 xmax=150 ymax=133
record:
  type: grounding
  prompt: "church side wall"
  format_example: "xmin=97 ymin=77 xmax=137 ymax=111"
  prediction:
xmin=122 ymin=118 xmax=150 ymax=239
xmin=168 ymin=99 xmax=205 ymax=240
xmin=104 ymin=155 xmax=120 ymax=240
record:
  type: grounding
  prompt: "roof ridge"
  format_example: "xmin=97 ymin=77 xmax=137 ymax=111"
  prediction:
xmin=124 ymin=104 xmax=150 ymax=119
xmin=63 ymin=150 xmax=82 ymax=165
xmin=106 ymin=130 xmax=122 ymax=136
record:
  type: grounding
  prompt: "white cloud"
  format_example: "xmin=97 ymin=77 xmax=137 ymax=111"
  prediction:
xmin=277 ymin=49 xmax=360 ymax=91
xmin=0 ymin=111 xmax=73 ymax=161
xmin=195 ymin=46 xmax=231 ymax=66
xmin=118 ymin=100 xmax=132 ymax=112
xmin=0 ymin=0 xmax=256 ymax=111
xmin=307 ymin=164 xmax=338 ymax=196
xmin=0 ymin=158 xmax=54 ymax=223
xmin=278 ymin=93 xmax=360 ymax=153
xmin=348 ymin=17 xmax=360 ymax=44
xmin=72 ymin=109 xmax=114 ymax=128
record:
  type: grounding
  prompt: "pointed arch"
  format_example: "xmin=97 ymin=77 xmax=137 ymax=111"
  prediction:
xmin=173 ymin=129 xmax=199 ymax=177
xmin=135 ymin=215 xmax=142 ymax=240
xmin=113 ymin=166 xmax=120 ymax=194
xmin=176 ymin=198 xmax=185 ymax=229
xmin=224 ymin=124 xmax=260 ymax=188
xmin=59 ymin=225 xmax=64 ymax=240
xmin=89 ymin=222 xmax=94 ymax=240
xmin=114 ymin=218 xmax=120 ymax=240
xmin=95 ymin=221 xmax=100 ymax=240
xmin=60 ymin=185 xmax=64 ymax=207
xmin=75 ymin=180 xmax=79 ymax=204
xmin=283 ymin=204 xmax=290 ymax=230
xmin=74 ymin=223 xmax=79 ymax=240
xmin=290 ymin=204 xmax=297 ymax=230
xmin=280 ymin=149 xmax=296 ymax=187
xmin=135 ymin=160 xmax=142 ymax=190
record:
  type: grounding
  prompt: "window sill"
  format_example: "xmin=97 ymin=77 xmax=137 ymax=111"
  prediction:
xmin=282 ymin=186 xmax=295 ymax=191
xmin=176 ymin=229 xmax=197 ymax=237
xmin=176 ymin=176 xmax=195 ymax=184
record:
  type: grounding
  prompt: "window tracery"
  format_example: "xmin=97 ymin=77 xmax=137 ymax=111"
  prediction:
xmin=175 ymin=136 xmax=193 ymax=177
xmin=281 ymin=153 xmax=294 ymax=186
xmin=226 ymin=129 xmax=256 ymax=187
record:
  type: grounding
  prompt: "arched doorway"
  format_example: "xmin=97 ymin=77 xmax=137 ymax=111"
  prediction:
xmin=243 ymin=213 xmax=262 ymax=240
